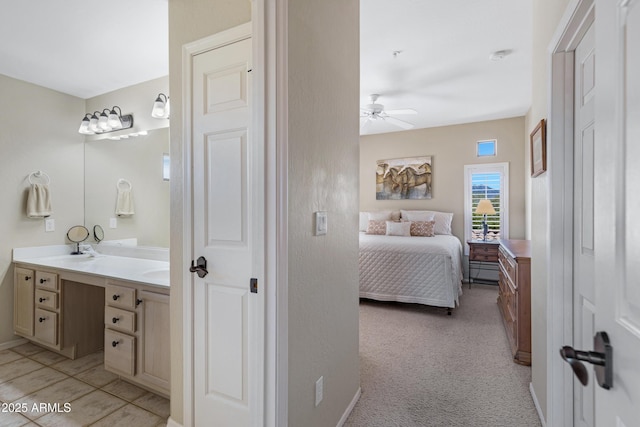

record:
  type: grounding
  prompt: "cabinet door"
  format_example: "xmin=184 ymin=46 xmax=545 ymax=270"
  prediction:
xmin=138 ymin=290 xmax=170 ymax=393
xmin=14 ymin=267 xmax=35 ymax=337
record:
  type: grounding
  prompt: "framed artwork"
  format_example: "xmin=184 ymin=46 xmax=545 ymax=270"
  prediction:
xmin=530 ymin=119 xmax=547 ymax=177
xmin=376 ymin=156 xmax=432 ymax=200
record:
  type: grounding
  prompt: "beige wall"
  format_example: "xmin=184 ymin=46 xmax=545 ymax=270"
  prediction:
xmin=0 ymin=74 xmax=85 ymax=345
xmin=287 ymin=0 xmax=361 ymax=425
xmin=526 ymin=0 xmax=572 ymax=421
xmin=360 ymin=117 xmax=527 ymax=248
xmin=168 ymin=0 xmax=251 ymax=424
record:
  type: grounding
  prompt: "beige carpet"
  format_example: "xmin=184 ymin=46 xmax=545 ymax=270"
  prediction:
xmin=345 ymin=284 xmax=542 ymax=427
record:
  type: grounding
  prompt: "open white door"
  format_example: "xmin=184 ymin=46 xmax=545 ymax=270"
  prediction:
xmin=592 ymin=0 xmax=640 ymax=425
xmin=188 ymin=24 xmax=264 ymax=426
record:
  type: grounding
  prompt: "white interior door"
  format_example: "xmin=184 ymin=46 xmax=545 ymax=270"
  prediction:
xmin=594 ymin=0 xmax=640 ymax=425
xmin=573 ymin=22 xmax=596 ymax=427
xmin=191 ymin=33 xmax=263 ymax=426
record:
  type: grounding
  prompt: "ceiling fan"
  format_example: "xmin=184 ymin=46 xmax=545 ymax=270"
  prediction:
xmin=360 ymin=94 xmax=417 ymax=130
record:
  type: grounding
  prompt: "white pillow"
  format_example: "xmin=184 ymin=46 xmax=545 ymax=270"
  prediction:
xmin=386 ymin=220 xmax=411 ymax=236
xmin=360 ymin=211 xmax=401 ymax=231
xmin=431 ymin=211 xmax=453 ymax=235
xmin=400 ymin=210 xmax=435 ymax=222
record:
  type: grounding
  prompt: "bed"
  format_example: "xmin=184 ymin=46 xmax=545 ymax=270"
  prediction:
xmin=359 ymin=232 xmax=464 ymax=312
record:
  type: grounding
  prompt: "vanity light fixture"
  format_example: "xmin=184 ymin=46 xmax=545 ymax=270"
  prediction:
xmin=151 ymin=93 xmax=170 ymax=119
xmin=78 ymin=106 xmax=133 ymax=135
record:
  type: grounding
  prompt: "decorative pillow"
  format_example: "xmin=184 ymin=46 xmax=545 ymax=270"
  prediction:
xmin=410 ymin=220 xmax=436 ymax=237
xmin=366 ymin=220 xmax=387 ymax=235
xmin=431 ymin=212 xmax=453 ymax=235
xmin=400 ymin=210 xmax=435 ymax=222
xmin=385 ymin=220 xmax=411 ymax=236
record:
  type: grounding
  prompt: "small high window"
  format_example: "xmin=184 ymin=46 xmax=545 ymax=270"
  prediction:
xmin=477 ymin=139 xmax=497 ymax=157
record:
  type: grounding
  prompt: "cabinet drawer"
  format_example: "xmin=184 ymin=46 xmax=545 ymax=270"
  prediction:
xmin=499 ymin=271 xmax=517 ymax=321
xmin=34 ymin=308 xmax=58 ymax=346
xmin=469 ymin=243 xmax=499 ymax=262
xmin=35 ymin=289 xmax=58 ymax=310
xmin=105 ymin=329 xmax=135 ymax=376
xmin=499 ymin=247 xmax=517 ymax=285
xmin=105 ymin=306 xmax=136 ymax=333
xmin=35 ymin=271 xmax=58 ymax=290
xmin=105 ymin=285 xmax=136 ymax=309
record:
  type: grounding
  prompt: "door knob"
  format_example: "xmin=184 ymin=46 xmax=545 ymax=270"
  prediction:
xmin=189 ymin=256 xmax=208 ymax=278
xmin=560 ymin=331 xmax=613 ymax=389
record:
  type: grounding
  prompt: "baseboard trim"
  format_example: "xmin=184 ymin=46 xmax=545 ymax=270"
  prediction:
xmin=530 ymin=382 xmax=546 ymax=427
xmin=166 ymin=416 xmax=182 ymax=427
xmin=0 ymin=338 xmax=28 ymax=351
xmin=336 ymin=387 xmax=361 ymax=427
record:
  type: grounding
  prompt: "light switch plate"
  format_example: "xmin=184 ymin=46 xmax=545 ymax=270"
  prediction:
xmin=314 ymin=211 xmax=327 ymax=236
xmin=109 ymin=217 xmax=118 ymax=228
xmin=45 ymin=218 xmax=55 ymax=232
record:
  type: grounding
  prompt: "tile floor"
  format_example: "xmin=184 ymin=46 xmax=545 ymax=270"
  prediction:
xmin=0 ymin=342 xmax=168 ymax=427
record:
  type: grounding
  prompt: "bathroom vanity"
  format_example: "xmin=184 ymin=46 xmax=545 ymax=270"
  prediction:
xmin=12 ymin=245 xmax=170 ymax=397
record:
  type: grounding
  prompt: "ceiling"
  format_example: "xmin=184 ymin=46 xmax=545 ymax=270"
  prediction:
xmin=0 ymin=0 xmax=168 ymax=99
xmin=0 ymin=1 xmax=531 ymax=134
xmin=360 ymin=0 xmax=532 ymax=135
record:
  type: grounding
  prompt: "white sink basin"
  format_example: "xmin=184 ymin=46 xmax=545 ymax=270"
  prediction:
xmin=141 ymin=269 xmax=170 ymax=281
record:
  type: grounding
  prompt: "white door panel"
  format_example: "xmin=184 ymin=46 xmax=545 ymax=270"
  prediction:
xmin=191 ymin=35 xmax=260 ymax=426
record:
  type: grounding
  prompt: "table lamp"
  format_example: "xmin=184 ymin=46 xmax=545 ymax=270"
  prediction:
xmin=475 ymin=199 xmax=496 ymax=241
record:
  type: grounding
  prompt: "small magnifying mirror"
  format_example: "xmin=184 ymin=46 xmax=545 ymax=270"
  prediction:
xmin=93 ymin=225 xmax=104 ymax=243
xmin=67 ymin=225 xmax=90 ymax=255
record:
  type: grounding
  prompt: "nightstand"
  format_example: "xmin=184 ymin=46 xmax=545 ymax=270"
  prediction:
xmin=467 ymin=240 xmax=500 ymax=287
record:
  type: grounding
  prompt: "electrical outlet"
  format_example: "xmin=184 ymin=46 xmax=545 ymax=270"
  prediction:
xmin=109 ymin=217 xmax=117 ymax=228
xmin=314 ymin=211 xmax=327 ymax=236
xmin=315 ymin=376 xmax=323 ymax=407
xmin=45 ymin=218 xmax=55 ymax=232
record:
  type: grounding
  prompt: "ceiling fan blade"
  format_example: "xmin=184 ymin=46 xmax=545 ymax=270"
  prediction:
xmin=384 ymin=108 xmax=417 ymax=115
xmin=383 ymin=116 xmax=414 ymax=130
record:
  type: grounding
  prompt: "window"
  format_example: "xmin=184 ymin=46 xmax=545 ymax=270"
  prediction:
xmin=477 ymin=139 xmax=497 ymax=157
xmin=463 ymin=163 xmax=509 ymax=253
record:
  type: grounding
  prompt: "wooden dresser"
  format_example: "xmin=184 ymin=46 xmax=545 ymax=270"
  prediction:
xmin=497 ymin=239 xmax=531 ymax=365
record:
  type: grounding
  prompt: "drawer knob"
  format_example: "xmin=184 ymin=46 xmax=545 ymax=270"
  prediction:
xmin=25 ymin=276 xmax=32 ymax=281
xmin=112 ymin=317 xmax=120 ymax=324
xmin=38 ymin=317 xmax=46 ymax=323
xmin=112 ymin=294 xmax=120 ymax=301
xmin=136 ymin=298 xmax=143 ymax=306
xmin=39 ymin=297 xmax=48 ymax=303
xmin=112 ymin=340 xmax=120 ymax=347
xmin=40 ymin=278 xmax=49 ymax=284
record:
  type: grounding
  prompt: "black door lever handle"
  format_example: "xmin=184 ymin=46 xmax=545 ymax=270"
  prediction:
xmin=189 ymin=256 xmax=208 ymax=278
xmin=560 ymin=331 xmax=613 ymax=389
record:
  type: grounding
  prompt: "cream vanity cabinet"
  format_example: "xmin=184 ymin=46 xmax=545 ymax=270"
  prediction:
xmin=104 ymin=281 xmax=170 ymax=396
xmin=13 ymin=266 xmax=104 ymax=359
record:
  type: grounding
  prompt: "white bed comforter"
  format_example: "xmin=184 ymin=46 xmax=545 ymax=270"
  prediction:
xmin=359 ymin=233 xmax=464 ymax=308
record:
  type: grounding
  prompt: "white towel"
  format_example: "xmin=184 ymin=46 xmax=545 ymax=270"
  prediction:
xmin=115 ymin=187 xmax=135 ymax=216
xmin=26 ymin=183 xmax=53 ymax=218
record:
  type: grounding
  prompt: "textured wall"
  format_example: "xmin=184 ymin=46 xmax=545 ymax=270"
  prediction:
xmin=287 ymin=0 xmax=361 ymax=425
xmin=525 ymin=0 xmax=572 ymax=421
xmin=0 ymin=74 xmax=85 ymax=345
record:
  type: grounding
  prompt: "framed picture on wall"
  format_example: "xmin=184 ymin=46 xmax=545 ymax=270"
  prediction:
xmin=376 ymin=156 xmax=432 ymax=200
xmin=530 ymin=119 xmax=546 ymax=177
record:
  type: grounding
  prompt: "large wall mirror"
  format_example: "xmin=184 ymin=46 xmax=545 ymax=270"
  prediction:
xmin=84 ymin=127 xmax=169 ymax=247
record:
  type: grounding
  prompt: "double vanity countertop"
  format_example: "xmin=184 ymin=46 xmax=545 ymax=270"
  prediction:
xmin=13 ymin=244 xmax=170 ymax=288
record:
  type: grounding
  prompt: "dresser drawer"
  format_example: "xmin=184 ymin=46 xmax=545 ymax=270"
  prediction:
xmin=34 ymin=308 xmax=58 ymax=346
xmin=105 ymin=329 xmax=136 ymax=376
xmin=105 ymin=306 xmax=136 ymax=333
xmin=499 ymin=270 xmax=517 ymax=321
xmin=106 ymin=284 xmax=136 ymax=309
xmin=35 ymin=271 xmax=58 ymax=290
xmin=498 ymin=246 xmax=517 ymax=285
xmin=35 ymin=289 xmax=58 ymax=310
xmin=469 ymin=243 xmax=499 ymax=262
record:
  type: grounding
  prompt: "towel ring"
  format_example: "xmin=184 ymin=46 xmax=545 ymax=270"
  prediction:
xmin=117 ymin=179 xmax=132 ymax=190
xmin=28 ymin=171 xmax=51 ymax=185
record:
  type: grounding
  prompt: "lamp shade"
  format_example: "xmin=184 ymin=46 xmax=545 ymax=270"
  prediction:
xmin=151 ymin=93 xmax=169 ymax=118
xmin=475 ymin=199 xmax=496 ymax=215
